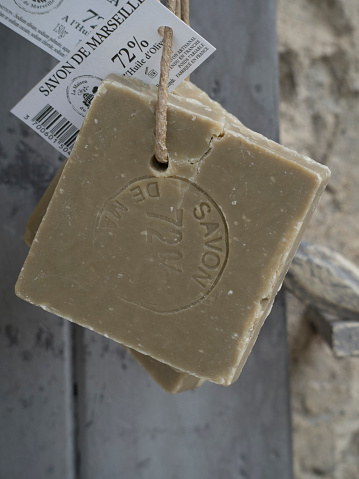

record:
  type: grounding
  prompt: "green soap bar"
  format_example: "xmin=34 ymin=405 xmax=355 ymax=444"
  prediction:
xmin=17 ymin=75 xmax=330 ymax=385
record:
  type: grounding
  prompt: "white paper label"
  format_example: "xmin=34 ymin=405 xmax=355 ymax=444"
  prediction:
xmin=11 ymin=0 xmax=215 ymax=157
xmin=0 ymin=0 xmax=119 ymax=59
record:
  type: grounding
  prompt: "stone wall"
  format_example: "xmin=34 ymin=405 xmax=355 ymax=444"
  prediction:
xmin=277 ymin=0 xmax=359 ymax=477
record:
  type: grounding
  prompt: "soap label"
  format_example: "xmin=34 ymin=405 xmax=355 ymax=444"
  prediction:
xmin=0 ymin=0 xmax=119 ymax=59
xmin=95 ymin=176 xmax=228 ymax=314
xmin=11 ymin=0 xmax=215 ymax=157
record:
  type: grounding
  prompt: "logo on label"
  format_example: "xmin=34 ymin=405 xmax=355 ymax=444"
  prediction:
xmin=95 ymin=176 xmax=229 ymax=314
xmin=66 ymin=75 xmax=102 ymax=117
xmin=14 ymin=0 xmax=64 ymax=14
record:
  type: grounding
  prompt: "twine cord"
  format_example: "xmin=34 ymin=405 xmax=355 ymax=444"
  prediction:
xmin=181 ymin=0 xmax=190 ymax=25
xmin=155 ymin=0 xmax=189 ymax=164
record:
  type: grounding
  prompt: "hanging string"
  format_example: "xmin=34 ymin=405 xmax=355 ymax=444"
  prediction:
xmin=154 ymin=0 xmax=190 ymax=164
xmin=181 ymin=0 xmax=190 ymax=26
xmin=154 ymin=0 xmax=176 ymax=164
xmin=175 ymin=0 xmax=181 ymax=18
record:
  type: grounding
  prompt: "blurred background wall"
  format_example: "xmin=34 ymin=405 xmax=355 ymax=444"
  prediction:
xmin=278 ymin=1 xmax=359 ymax=477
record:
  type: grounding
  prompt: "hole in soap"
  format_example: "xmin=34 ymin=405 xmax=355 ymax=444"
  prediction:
xmin=150 ymin=155 xmax=169 ymax=172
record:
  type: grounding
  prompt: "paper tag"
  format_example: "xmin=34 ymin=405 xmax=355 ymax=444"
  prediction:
xmin=11 ymin=0 xmax=215 ymax=157
xmin=0 ymin=0 xmax=119 ymax=59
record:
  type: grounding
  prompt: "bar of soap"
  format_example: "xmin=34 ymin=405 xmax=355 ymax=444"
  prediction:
xmin=23 ymin=81 xmax=245 ymax=393
xmin=23 ymin=80 xmax=241 ymax=394
xmin=24 ymin=80 xmax=231 ymax=394
xmin=16 ymin=75 xmax=330 ymax=385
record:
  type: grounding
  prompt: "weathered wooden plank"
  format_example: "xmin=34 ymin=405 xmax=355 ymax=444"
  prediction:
xmin=76 ymin=299 xmax=292 ymax=479
xmin=77 ymin=1 xmax=293 ymax=478
xmin=0 ymin=26 xmax=75 ymax=479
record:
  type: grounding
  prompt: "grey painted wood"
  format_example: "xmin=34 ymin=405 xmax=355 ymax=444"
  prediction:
xmin=77 ymin=299 xmax=292 ymax=479
xmin=0 ymin=1 xmax=293 ymax=477
xmin=77 ymin=1 xmax=293 ymax=478
xmin=0 ymin=26 xmax=75 ymax=479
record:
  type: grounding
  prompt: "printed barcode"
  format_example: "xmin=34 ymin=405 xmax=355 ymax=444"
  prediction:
xmin=32 ymin=104 xmax=79 ymax=150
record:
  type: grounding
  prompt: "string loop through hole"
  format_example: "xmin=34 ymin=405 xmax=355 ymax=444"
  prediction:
xmin=151 ymin=155 xmax=169 ymax=172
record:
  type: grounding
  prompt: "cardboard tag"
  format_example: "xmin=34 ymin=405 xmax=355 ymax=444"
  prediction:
xmin=11 ymin=0 xmax=215 ymax=157
xmin=0 ymin=0 xmax=120 ymax=59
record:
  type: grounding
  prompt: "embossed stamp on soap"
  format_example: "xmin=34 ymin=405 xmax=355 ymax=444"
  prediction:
xmin=95 ymin=176 xmax=229 ymax=313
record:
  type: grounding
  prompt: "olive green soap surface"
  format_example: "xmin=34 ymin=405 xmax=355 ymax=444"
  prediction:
xmin=16 ymin=75 xmax=330 ymax=385
xmin=23 ymin=79 xmax=238 ymax=394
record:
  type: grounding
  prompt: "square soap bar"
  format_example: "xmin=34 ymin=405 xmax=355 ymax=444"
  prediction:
xmin=24 ymin=80 xmax=233 ymax=394
xmin=22 ymin=81 xmax=251 ymax=393
xmin=16 ymin=75 xmax=330 ymax=385
xmin=23 ymin=81 xmax=251 ymax=393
